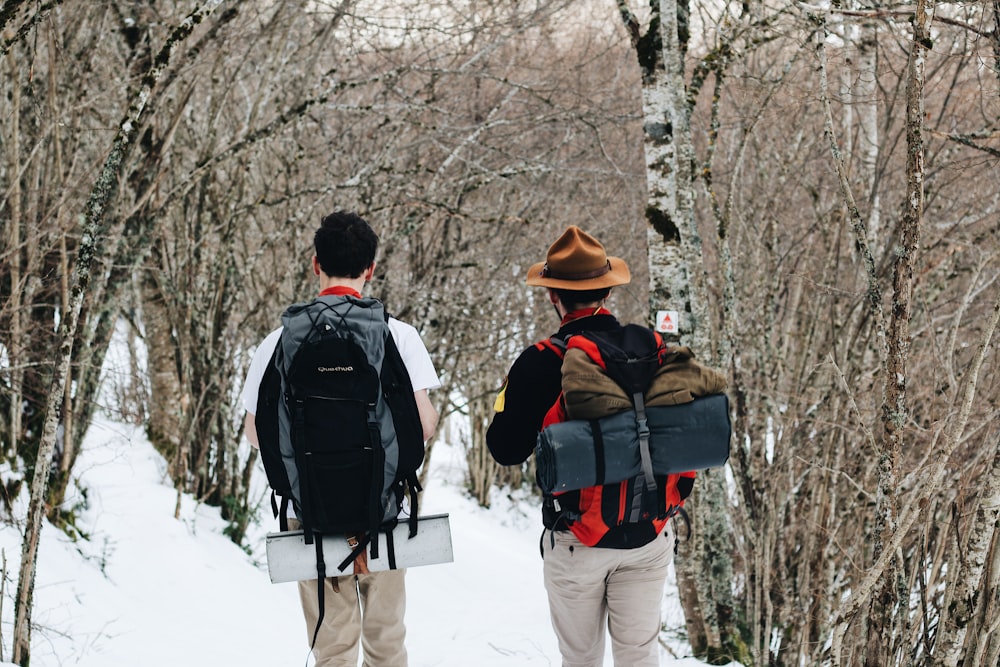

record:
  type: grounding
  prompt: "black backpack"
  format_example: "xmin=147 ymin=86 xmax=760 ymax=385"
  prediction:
xmin=255 ymin=294 xmax=424 ymax=564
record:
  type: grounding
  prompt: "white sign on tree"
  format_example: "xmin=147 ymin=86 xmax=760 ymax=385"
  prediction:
xmin=655 ymin=310 xmax=679 ymax=334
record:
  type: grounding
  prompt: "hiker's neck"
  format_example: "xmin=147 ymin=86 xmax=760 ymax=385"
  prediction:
xmin=560 ymin=305 xmax=611 ymax=326
xmin=547 ymin=287 xmax=609 ymax=322
xmin=313 ymin=257 xmax=374 ymax=295
xmin=550 ymin=295 xmax=607 ymax=322
xmin=318 ymin=273 xmax=367 ymax=295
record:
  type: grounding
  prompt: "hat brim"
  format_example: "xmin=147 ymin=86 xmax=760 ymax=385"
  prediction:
xmin=525 ymin=256 xmax=631 ymax=289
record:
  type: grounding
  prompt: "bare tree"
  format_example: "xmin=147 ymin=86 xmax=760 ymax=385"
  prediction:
xmin=615 ymin=0 xmax=1000 ymax=664
xmin=3 ymin=2 xmax=226 ymax=661
xmin=4 ymin=2 xmax=997 ymax=664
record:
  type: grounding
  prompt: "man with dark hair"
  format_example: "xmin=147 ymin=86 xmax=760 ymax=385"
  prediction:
xmin=242 ymin=210 xmax=440 ymax=667
xmin=313 ymin=211 xmax=379 ymax=278
xmin=487 ymin=226 xmax=708 ymax=667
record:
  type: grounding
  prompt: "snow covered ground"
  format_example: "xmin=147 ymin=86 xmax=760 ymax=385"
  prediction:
xmin=0 ymin=414 xmax=735 ymax=667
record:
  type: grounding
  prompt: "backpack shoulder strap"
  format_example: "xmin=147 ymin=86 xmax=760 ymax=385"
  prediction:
xmin=535 ymin=332 xmax=573 ymax=358
xmin=256 ymin=340 xmax=294 ymax=500
xmin=378 ymin=303 xmax=425 ymax=540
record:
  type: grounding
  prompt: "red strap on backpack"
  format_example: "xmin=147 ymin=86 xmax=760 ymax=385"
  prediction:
xmin=538 ymin=328 xmax=694 ymax=547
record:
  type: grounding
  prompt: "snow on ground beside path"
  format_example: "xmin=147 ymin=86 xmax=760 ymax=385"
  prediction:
xmin=0 ymin=415 xmax=735 ymax=666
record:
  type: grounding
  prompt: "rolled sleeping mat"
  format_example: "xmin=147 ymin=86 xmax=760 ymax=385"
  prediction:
xmin=265 ymin=514 xmax=454 ymax=583
xmin=535 ymin=394 xmax=732 ymax=495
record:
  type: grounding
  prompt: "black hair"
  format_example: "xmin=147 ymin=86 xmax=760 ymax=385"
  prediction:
xmin=314 ymin=211 xmax=379 ymax=278
xmin=553 ymin=287 xmax=612 ymax=310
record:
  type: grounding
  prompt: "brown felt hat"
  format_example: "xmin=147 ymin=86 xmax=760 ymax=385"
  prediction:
xmin=526 ymin=226 xmax=631 ymax=289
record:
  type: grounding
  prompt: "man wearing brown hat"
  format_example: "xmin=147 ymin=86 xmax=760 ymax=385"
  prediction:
xmin=486 ymin=226 xmax=688 ymax=667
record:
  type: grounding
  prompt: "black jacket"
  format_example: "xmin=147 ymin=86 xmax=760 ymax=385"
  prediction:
xmin=486 ymin=314 xmax=668 ymax=549
xmin=486 ymin=314 xmax=621 ymax=465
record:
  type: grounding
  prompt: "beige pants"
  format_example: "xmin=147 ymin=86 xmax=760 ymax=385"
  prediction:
xmin=542 ymin=529 xmax=672 ymax=667
xmin=287 ymin=519 xmax=407 ymax=667
xmin=298 ymin=569 xmax=408 ymax=667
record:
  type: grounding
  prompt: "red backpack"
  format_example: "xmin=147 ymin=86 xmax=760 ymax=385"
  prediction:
xmin=536 ymin=325 xmax=728 ymax=547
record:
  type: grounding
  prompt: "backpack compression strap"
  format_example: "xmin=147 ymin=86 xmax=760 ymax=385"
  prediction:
xmin=310 ymin=538 xmax=327 ymax=650
xmin=385 ymin=528 xmax=397 ymax=570
xmin=269 ymin=491 xmax=290 ymax=532
xmin=407 ymin=474 xmax=422 ymax=538
xmin=338 ymin=534 xmax=370 ymax=572
xmin=366 ymin=402 xmax=383 ymax=561
xmin=631 ymin=390 xmax=657 ymax=494
xmin=332 ymin=477 xmax=421 ymax=572
xmin=290 ymin=397 xmax=318 ymax=545
xmin=671 ymin=506 xmax=691 ymax=554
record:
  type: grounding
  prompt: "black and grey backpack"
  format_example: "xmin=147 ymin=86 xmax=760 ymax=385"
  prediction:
xmin=255 ymin=293 xmax=424 ymax=566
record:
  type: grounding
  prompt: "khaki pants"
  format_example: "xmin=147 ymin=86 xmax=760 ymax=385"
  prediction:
xmin=542 ymin=529 xmax=672 ymax=667
xmin=298 ymin=570 xmax=408 ymax=667
xmin=288 ymin=519 xmax=407 ymax=667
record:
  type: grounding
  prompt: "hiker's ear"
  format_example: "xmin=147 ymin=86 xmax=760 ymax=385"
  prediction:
xmin=363 ymin=262 xmax=376 ymax=282
xmin=312 ymin=255 xmax=322 ymax=277
xmin=547 ymin=289 xmax=560 ymax=305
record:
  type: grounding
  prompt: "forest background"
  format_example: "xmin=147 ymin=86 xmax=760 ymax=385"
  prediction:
xmin=1 ymin=1 xmax=998 ymax=666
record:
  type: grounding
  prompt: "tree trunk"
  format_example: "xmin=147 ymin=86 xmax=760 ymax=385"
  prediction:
xmin=865 ymin=3 xmax=931 ymax=663
xmin=676 ymin=471 xmax=741 ymax=663
xmin=993 ymin=2 xmax=1000 ymax=86
xmin=467 ymin=396 xmax=500 ymax=507
xmin=840 ymin=1 xmax=881 ymax=250
xmin=619 ymin=0 xmax=738 ymax=660
xmin=4 ymin=37 xmax=23 ymax=461
xmin=963 ymin=529 xmax=1000 ymax=667
xmin=935 ymin=440 xmax=1000 ymax=666
xmin=11 ymin=3 xmax=225 ymax=661
xmin=855 ymin=15 xmax=881 ymax=250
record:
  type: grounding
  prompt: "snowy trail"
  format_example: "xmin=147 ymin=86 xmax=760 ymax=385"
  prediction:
xmin=0 ymin=416 xmax=729 ymax=666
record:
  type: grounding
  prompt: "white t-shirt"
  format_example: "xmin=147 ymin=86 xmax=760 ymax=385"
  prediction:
xmin=241 ymin=318 xmax=440 ymax=415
